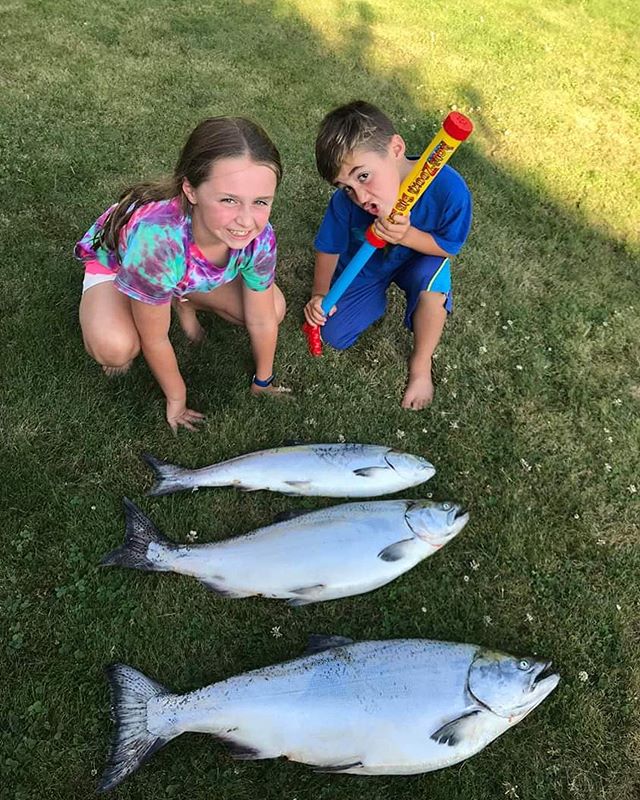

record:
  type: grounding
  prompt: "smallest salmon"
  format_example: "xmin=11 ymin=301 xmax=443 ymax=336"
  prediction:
xmin=144 ymin=443 xmax=435 ymax=498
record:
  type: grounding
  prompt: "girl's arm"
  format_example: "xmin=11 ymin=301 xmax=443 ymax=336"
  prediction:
xmin=130 ymin=301 xmax=204 ymax=432
xmin=242 ymin=283 xmax=288 ymax=396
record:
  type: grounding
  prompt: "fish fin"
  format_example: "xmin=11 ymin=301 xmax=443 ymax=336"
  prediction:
xmin=430 ymin=710 xmax=482 ymax=747
xmin=217 ymin=736 xmax=264 ymax=760
xmin=289 ymin=584 xmax=325 ymax=596
xmin=98 ymin=663 xmax=175 ymax=793
xmin=353 ymin=466 xmax=390 ymax=477
xmin=272 ymin=509 xmax=313 ymax=524
xmin=314 ymin=760 xmax=363 ymax=773
xmin=199 ymin=579 xmax=249 ymax=599
xmin=377 ymin=537 xmax=415 ymax=562
xmin=283 ymin=480 xmax=313 ymax=490
xmin=100 ymin=498 xmax=175 ymax=571
xmin=304 ymin=634 xmax=354 ymax=655
xmin=142 ymin=453 xmax=191 ymax=496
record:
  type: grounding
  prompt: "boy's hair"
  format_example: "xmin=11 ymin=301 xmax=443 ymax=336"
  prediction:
xmin=94 ymin=117 xmax=282 ymax=260
xmin=315 ymin=101 xmax=397 ymax=184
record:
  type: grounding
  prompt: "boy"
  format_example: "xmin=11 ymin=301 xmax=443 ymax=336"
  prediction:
xmin=303 ymin=101 xmax=472 ymax=410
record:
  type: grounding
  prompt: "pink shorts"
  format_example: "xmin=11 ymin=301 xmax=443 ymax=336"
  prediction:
xmin=82 ymin=260 xmax=115 ymax=294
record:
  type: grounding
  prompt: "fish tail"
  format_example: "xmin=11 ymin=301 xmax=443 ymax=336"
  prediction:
xmin=100 ymin=498 xmax=175 ymax=571
xmin=142 ymin=452 xmax=192 ymax=496
xmin=98 ymin=663 xmax=176 ymax=793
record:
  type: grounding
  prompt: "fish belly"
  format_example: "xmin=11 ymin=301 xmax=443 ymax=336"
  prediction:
xmin=153 ymin=641 xmax=483 ymax=772
xmin=196 ymin=515 xmax=424 ymax=600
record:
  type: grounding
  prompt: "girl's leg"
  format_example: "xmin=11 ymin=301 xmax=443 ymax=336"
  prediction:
xmin=184 ymin=276 xmax=286 ymax=326
xmin=79 ymin=282 xmax=140 ymax=376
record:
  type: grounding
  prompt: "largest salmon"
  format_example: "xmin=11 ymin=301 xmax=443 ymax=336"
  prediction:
xmin=99 ymin=636 xmax=559 ymax=792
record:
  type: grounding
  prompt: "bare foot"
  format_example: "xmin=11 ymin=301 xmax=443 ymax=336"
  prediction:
xmin=402 ymin=368 xmax=434 ymax=411
xmin=102 ymin=360 xmax=133 ymax=377
xmin=174 ymin=300 xmax=206 ymax=343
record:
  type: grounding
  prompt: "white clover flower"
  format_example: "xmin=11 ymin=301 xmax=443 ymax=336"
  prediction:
xmin=483 ymin=615 xmax=493 ymax=626
xmin=396 ymin=429 xmax=406 ymax=439
xmin=597 ymin=539 xmax=606 ymax=546
xmin=480 ymin=301 xmax=487 ymax=308
xmin=495 ymin=310 xmax=500 ymax=316
xmin=470 ymin=559 xmax=480 ymax=571
xmin=421 ymin=606 xmax=427 ymax=613
xmin=507 ymin=319 xmax=514 ymax=326
xmin=337 ymin=433 xmax=346 ymax=443
xmin=271 ymin=626 xmax=282 ymax=639
xmin=502 ymin=325 xmax=508 ymax=331
xmin=616 ymin=604 xmax=622 ymax=611
xmin=613 ymin=398 xmax=622 ymax=406
xmin=479 ymin=345 xmax=488 ymax=354
xmin=604 ymin=427 xmax=610 ymax=433
xmin=520 ymin=458 xmax=532 ymax=472
xmin=515 ymin=364 xmax=523 ymax=371
xmin=574 ymin=513 xmax=580 ymax=519
xmin=186 ymin=530 xmax=198 ymax=543
xmin=449 ymin=420 xmax=459 ymax=429
xmin=578 ymin=670 xmax=589 ymax=682
xmin=441 ymin=376 xmax=448 ymax=384
xmin=628 ymin=485 xmax=637 ymax=494
xmin=525 ymin=612 xmax=534 ymax=623
xmin=91 ymin=505 xmax=96 ymax=511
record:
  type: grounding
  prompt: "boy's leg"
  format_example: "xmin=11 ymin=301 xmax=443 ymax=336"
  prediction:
xmin=393 ymin=256 xmax=452 ymax=410
xmin=320 ymin=272 xmax=388 ymax=350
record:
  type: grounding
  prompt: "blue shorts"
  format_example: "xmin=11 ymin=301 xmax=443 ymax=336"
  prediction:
xmin=321 ymin=253 xmax=452 ymax=350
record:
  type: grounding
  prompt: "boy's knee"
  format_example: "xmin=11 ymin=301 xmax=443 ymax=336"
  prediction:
xmin=321 ymin=324 xmax=357 ymax=351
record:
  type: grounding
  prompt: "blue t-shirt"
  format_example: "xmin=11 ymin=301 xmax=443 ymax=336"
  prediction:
xmin=314 ymin=164 xmax=472 ymax=274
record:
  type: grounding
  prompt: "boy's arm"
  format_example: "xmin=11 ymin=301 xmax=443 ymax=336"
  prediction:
xmin=304 ymin=252 xmax=339 ymax=326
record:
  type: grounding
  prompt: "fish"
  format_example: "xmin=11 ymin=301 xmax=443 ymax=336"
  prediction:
xmin=143 ymin=443 xmax=435 ymax=498
xmin=101 ymin=497 xmax=469 ymax=605
xmin=99 ymin=635 xmax=560 ymax=792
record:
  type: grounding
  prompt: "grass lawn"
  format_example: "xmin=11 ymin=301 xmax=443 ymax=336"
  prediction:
xmin=2 ymin=0 xmax=639 ymax=798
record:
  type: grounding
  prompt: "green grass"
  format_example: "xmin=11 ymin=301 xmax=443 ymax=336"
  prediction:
xmin=2 ymin=0 xmax=639 ymax=798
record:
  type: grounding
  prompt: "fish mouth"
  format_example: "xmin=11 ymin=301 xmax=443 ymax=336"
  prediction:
xmin=532 ymin=661 xmax=556 ymax=687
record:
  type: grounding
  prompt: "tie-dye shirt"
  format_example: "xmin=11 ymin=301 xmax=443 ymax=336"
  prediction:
xmin=74 ymin=196 xmax=277 ymax=304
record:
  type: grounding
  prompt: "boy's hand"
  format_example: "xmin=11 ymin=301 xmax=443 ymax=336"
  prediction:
xmin=372 ymin=212 xmax=411 ymax=245
xmin=304 ymin=294 xmax=336 ymax=327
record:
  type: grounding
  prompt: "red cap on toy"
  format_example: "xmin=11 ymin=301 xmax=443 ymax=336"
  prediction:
xmin=442 ymin=112 xmax=474 ymax=141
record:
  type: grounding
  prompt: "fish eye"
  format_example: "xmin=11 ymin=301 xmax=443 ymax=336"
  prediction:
xmin=442 ymin=503 xmax=451 ymax=511
xmin=518 ymin=659 xmax=530 ymax=671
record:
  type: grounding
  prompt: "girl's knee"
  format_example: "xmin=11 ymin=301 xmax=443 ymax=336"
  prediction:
xmin=86 ymin=333 xmax=140 ymax=367
xmin=274 ymin=286 xmax=286 ymax=323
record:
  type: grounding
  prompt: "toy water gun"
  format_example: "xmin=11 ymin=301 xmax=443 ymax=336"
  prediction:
xmin=302 ymin=111 xmax=473 ymax=356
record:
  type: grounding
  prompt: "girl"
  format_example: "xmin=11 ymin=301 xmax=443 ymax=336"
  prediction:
xmin=75 ymin=117 xmax=288 ymax=432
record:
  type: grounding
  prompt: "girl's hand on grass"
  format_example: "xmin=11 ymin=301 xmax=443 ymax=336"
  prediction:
xmin=304 ymin=294 xmax=335 ymax=327
xmin=372 ymin=213 xmax=411 ymax=245
xmin=250 ymin=382 xmax=293 ymax=399
xmin=166 ymin=398 xmax=205 ymax=433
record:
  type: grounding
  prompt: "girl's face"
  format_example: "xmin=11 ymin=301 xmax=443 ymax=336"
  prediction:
xmin=333 ymin=134 xmax=406 ymax=218
xmin=183 ymin=155 xmax=277 ymax=249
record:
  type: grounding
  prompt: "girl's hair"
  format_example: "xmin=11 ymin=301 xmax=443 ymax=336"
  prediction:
xmin=94 ymin=117 xmax=282 ymax=258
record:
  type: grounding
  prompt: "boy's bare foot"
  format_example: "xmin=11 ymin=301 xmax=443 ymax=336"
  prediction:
xmin=102 ymin=360 xmax=133 ymax=377
xmin=174 ymin=300 xmax=206 ymax=343
xmin=402 ymin=363 xmax=434 ymax=410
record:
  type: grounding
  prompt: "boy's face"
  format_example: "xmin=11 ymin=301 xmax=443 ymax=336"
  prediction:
xmin=333 ymin=134 xmax=406 ymax=218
